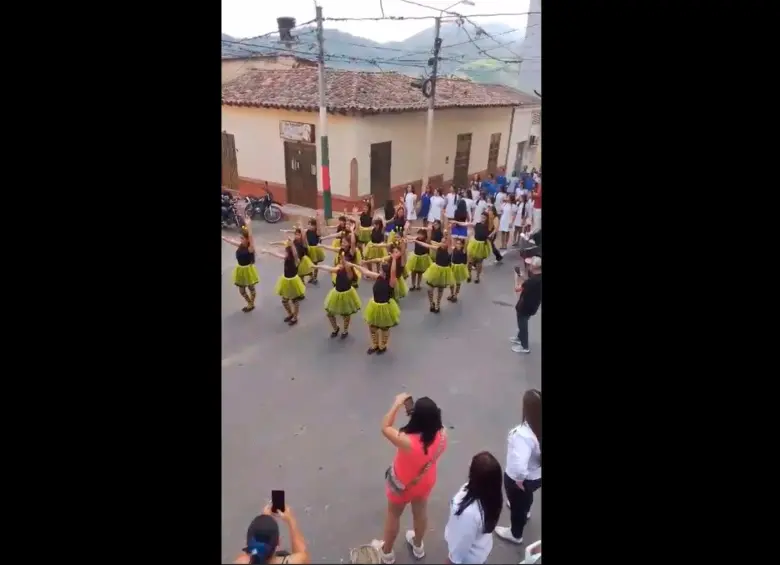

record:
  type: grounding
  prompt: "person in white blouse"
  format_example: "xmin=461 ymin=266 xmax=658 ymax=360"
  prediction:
xmin=445 ymin=188 xmax=458 ymax=220
xmin=498 ymin=195 xmax=516 ymax=250
xmin=444 ymin=451 xmax=504 ymax=564
xmin=427 ymin=188 xmax=446 ymax=224
xmin=494 ymin=389 xmax=542 ymax=545
xmin=403 ymin=185 xmax=418 ymax=222
xmin=512 ymin=193 xmax=532 ymax=246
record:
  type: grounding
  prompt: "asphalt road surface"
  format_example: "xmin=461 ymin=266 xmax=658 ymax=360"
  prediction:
xmin=222 ymin=220 xmax=541 ymax=564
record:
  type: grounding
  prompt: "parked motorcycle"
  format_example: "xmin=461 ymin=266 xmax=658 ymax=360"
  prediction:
xmin=221 ymin=197 xmax=245 ymax=230
xmin=244 ymin=188 xmax=282 ymax=224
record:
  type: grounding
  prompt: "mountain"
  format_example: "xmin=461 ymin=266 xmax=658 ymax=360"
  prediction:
xmin=221 ymin=22 xmax=530 ymax=90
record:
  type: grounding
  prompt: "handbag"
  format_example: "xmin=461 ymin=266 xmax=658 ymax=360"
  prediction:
xmin=385 ymin=433 xmax=446 ymax=494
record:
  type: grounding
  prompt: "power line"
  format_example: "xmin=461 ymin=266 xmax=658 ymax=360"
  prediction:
xmin=230 ymin=18 xmax=317 ymax=46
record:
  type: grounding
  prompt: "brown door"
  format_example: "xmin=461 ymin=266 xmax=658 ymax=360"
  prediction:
xmin=487 ymin=133 xmax=501 ymax=175
xmin=452 ymin=133 xmax=472 ymax=189
xmin=221 ymin=131 xmax=239 ymax=191
xmin=370 ymin=142 xmax=392 ymax=204
xmin=284 ymin=141 xmax=317 ymax=209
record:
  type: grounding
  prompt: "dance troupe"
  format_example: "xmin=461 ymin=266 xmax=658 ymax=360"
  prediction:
xmin=222 ymin=199 xmax=498 ymax=355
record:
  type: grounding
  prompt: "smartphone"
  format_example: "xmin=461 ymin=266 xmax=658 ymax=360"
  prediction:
xmin=403 ymin=396 xmax=414 ymax=416
xmin=271 ymin=490 xmax=285 ymax=513
xmin=514 ymin=266 xmax=524 ymax=276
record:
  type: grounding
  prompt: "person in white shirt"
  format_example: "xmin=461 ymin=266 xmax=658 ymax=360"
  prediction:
xmin=494 ymin=389 xmax=542 ymax=545
xmin=459 ymin=189 xmax=475 ymax=223
xmin=473 ymin=192 xmax=488 ymax=225
xmin=444 ymin=451 xmax=503 ymax=564
xmin=427 ymin=188 xmax=446 ymax=224
xmin=403 ymin=185 xmax=418 ymax=222
xmin=498 ymin=195 xmax=516 ymax=250
xmin=445 ymin=188 xmax=458 ymax=220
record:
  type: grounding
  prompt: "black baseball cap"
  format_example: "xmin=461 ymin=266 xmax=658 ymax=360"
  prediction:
xmin=244 ymin=515 xmax=280 ymax=561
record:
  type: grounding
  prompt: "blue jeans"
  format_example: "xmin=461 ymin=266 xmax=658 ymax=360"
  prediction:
xmin=516 ymin=312 xmax=530 ymax=348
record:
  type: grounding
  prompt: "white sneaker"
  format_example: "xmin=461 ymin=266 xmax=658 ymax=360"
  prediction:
xmin=512 ymin=344 xmax=531 ymax=354
xmin=370 ymin=539 xmax=396 ymax=564
xmin=405 ymin=530 xmax=425 ymax=559
xmin=494 ymin=526 xmax=524 ymax=545
xmin=509 ymin=337 xmax=522 ymax=344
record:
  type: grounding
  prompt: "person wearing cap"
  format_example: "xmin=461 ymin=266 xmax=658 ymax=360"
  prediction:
xmin=234 ymin=503 xmax=310 ymax=564
xmin=511 ymin=257 xmax=542 ymax=354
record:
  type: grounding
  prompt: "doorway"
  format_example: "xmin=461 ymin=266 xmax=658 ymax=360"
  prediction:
xmin=453 ymin=133 xmax=472 ymax=188
xmin=284 ymin=141 xmax=318 ymax=209
xmin=513 ymin=141 xmax=526 ymax=175
xmin=221 ymin=131 xmax=239 ymax=191
xmin=487 ymin=133 xmax=501 ymax=175
xmin=370 ymin=141 xmax=392 ymax=205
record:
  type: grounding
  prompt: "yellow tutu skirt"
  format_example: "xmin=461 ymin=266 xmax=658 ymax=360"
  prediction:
xmin=297 ymin=255 xmax=314 ymax=277
xmin=307 ymin=245 xmax=326 ymax=264
xmin=331 ymin=238 xmax=342 ymax=250
xmin=274 ymin=275 xmax=306 ymax=301
xmin=406 ymin=253 xmax=433 ymax=273
xmin=357 ymin=226 xmax=373 ymax=244
xmin=423 ymin=263 xmax=455 ymax=288
xmin=451 ymin=263 xmax=470 ymax=284
xmin=233 ymin=264 xmax=259 ymax=287
xmin=364 ymin=242 xmax=387 ymax=261
xmin=323 ymin=286 xmax=362 ymax=316
xmin=394 ymin=276 xmax=408 ymax=299
xmin=363 ymin=298 xmax=401 ymax=329
xmin=467 ymin=239 xmax=491 ymax=261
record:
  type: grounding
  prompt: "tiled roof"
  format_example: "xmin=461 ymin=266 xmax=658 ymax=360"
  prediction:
xmin=222 ymin=69 xmax=540 ymax=114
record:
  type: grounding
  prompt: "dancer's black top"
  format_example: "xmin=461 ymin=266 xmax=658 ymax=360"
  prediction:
xmin=431 ymin=228 xmax=443 ymax=244
xmin=414 ymin=240 xmax=428 ymax=255
xmin=371 ymin=228 xmax=384 ymax=244
xmin=334 ymin=267 xmax=352 ymax=292
xmin=473 ymin=222 xmax=488 ymax=241
xmin=294 ymin=241 xmax=308 ymax=260
xmin=452 ymin=248 xmax=467 ymax=265
xmin=283 ymin=255 xmax=298 ymax=278
xmin=372 ymin=276 xmax=392 ymax=304
xmin=306 ymin=229 xmax=321 ymax=246
xmin=435 ymin=247 xmax=451 ymax=267
xmin=236 ymin=245 xmax=255 ymax=266
xmin=360 ymin=213 xmax=372 ymax=227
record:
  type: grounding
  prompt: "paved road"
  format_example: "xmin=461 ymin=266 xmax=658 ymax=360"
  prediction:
xmin=222 ymin=221 xmax=541 ymax=564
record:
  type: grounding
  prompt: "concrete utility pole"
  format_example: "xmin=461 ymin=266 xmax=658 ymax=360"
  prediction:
xmin=315 ymin=4 xmax=332 ymax=219
xmin=422 ymin=16 xmax=442 ymax=190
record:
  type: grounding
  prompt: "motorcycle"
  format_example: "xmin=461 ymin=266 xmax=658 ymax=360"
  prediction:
xmin=221 ymin=197 xmax=245 ymax=230
xmin=244 ymin=188 xmax=283 ymax=224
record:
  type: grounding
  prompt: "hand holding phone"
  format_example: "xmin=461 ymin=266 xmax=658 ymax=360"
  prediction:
xmin=271 ymin=490 xmax=285 ymax=513
xmin=403 ymin=396 xmax=414 ymax=416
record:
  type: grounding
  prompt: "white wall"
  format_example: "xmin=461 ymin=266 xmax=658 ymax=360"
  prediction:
xmin=354 ymin=106 xmax=514 ymax=192
xmin=506 ymin=109 xmax=541 ymax=174
xmin=221 ymin=106 xmax=357 ymax=198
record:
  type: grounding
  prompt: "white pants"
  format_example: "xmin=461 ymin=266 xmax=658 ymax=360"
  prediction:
xmin=531 ymin=209 xmax=542 ymax=234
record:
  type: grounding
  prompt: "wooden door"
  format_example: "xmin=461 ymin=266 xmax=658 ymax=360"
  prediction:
xmin=284 ymin=141 xmax=317 ymax=209
xmin=487 ymin=132 xmax=501 ymax=175
xmin=221 ymin=131 xmax=239 ymax=191
xmin=514 ymin=141 xmax=526 ymax=175
xmin=370 ymin=142 xmax=392 ymax=204
xmin=452 ymin=133 xmax=472 ymax=189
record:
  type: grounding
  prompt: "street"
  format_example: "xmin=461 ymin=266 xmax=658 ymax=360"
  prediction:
xmin=221 ymin=220 xmax=542 ymax=563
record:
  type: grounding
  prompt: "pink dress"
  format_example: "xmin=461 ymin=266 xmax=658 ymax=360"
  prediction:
xmin=386 ymin=430 xmax=447 ymax=504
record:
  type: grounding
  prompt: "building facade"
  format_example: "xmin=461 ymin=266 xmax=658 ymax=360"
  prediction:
xmin=221 ymin=69 xmax=539 ymax=210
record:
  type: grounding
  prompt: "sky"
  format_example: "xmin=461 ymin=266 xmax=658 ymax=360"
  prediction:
xmin=221 ymin=0 xmax=531 ymax=44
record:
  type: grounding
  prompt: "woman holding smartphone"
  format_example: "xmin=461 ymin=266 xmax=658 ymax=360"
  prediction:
xmin=234 ymin=503 xmax=311 ymax=564
xmin=371 ymin=394 xmax=447 ymax=564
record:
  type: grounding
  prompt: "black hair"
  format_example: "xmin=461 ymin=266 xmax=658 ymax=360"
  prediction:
xmin=454 ymin=198 xmax=468 ymax=222
xmin=384 ymin=200 xmax=395 ymax=220
xmin=456 ymin=451 xmax=503 ymax=534
xmin=400 ymin=396 xmax=442 ymax=454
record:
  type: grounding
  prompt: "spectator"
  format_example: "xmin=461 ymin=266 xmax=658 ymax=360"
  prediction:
xmin=371 ymin=393 xmax=447 ymax=564
xmin=511 ymin=256 xmax=542 ymax=354
xmin=444 ymin=451 xmax=503 ymax=564
xmin=494 ymin=390 xmax=542 ymax=546
xmin=530 ymin=185 xmax=541 ymax=235
xmin=419 ymin=186 xmax=432 ymax=227
xmin=234 ymin=504 xmax=310 ymax=564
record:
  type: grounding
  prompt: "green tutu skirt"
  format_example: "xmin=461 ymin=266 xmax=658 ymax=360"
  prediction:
xmin=363 ymin=298 xmax=401 ymax=329
xmin=394 ymin=276 xmax=408 ymax=300
xmin=233 ymin=264 xmax=259 ymax=287
xmin=274 ymin=275 xmax=306 ymax=301
xmin=357 ymin=226 xmax=373 ymax=244
xmin=297 ymin=255 xmax=314 ymax=277
xmin=452 ymin=263 xmax=470 ymax=284
xmin=407 ymin=253 xmax=433 ymax=273
xmin=423 ymin=263 xmax=456 ymax=288
xmin=467 ymin=239 xmax=491 ymax=261
xmin=364 ymin=242 xmax=387 ymax=261
xmin=307 ymin=245 xmax=326 ymax=264
xmin=332 ymin=238 xmax=342 ymax=250
xmin=323 ymin=286 xmax=362 ymax=316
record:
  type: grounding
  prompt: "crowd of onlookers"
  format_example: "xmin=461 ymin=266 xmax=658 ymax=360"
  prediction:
xmin=235 ymin=390 xmax=542 ymax=565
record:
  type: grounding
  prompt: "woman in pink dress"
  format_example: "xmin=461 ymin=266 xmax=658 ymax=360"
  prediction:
xmin=371 ymin=393 xmax=447 ymax=564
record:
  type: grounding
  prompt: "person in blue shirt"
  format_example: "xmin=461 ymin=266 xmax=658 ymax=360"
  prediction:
xmin=522 ymin=173 xmax=536 ymax=192
xmin=482 ymin=174 xmax=498 ymax=198
xmin=419 ymin=185 xmax=432 ymax=227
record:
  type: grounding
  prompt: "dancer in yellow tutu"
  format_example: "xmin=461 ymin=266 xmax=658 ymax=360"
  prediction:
xmin=324 ymin=215 xmax=349 ymax=251
xmin=405 ymin=228 xmax=433 ymax=291
xmin=448 ymin=236 xmax=470 ymax=303
xmin=452 ymin=211 xmax=492 ymax=284
xmin=312 ymin=250 xmax=362 ymax=339
xmin=356 ymin=199 xmax=374 ymax=252
xmin=323 ymin=228 xmax=363 ymax=282
xmin=269 ymin=228 xmax=315 ymax=283
xmin=304 ymin=217 xmax=326 ymax=284
xmin=259 ymin=241 xmax=307 ymax=326
xmin=408 ymin=230 xmax=455 ymax=313
xmin=384 ymin=204 xmax=409 ymax=245
xmin=352 ymin=256 xmax=401 ymax=355
xmin=222 ymin=223 xmax=259 ymax=313
xmin=363 ymin=218 xmax=391 ymax=272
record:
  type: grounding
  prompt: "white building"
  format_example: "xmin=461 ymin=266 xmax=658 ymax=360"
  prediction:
xmin=517 ymin=0 xmax=541 ymax=96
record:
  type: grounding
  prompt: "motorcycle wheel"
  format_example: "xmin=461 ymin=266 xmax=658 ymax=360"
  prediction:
xmin=264 ymin=204 xmax=282 ymax=224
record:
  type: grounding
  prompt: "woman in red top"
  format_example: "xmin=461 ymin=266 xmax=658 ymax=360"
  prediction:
xmin=371 ymin=393 xmax=447 ymax=564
